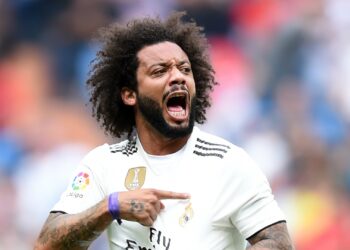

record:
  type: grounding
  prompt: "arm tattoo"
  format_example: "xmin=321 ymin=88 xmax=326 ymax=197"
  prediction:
xmin=247 ymin=222 xmax=294 ymax=250
xmin=38 ymin=213 xmax=62 ymax=245
xmin=129 ymin=199 xmax=145 ymax=213
xmin=35 ymin=199 xmax=112 ymax=250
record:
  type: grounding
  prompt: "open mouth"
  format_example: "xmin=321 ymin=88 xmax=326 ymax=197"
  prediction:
xmin=165 ymin=91 xmax=189 ymax=121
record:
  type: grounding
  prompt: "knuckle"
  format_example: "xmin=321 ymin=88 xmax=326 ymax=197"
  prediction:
xmin=148 ymin=195 xmax=158 ymax=203
xmin=137 ymin=214 xmax=148 ymax=221
xmin=148 ymin=188 xmax=156 ymax=194
xmin=140 ymin=221 xmax=149 ymax=226
xmin=141 ymin=213 xmax=148 ymax=219
xmin=140 ymin=217 xmax=152 ymax=226
xmin=146 ymin=205 xmax=154 ymax=214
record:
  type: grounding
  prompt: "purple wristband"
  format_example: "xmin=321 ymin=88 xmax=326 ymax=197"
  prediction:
xmin=108 ymin=192 xmax=122 ymax=225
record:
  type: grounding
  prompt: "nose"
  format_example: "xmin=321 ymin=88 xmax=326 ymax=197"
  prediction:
xmin=169 ymin=66 xmax=186 ymax=86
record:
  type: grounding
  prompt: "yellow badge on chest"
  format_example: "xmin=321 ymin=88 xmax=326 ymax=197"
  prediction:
xmin=179 ymin=203 xmax=194 ymax=227
xmin=124 ymin=167 xmax=146 ymax=190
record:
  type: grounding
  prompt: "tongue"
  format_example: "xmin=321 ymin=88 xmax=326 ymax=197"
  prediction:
xmin=168 ymin=105 xmax=183 ymax=112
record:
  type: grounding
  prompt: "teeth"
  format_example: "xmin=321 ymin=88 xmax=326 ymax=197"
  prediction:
xmin=169 ymin=92 xmax=186 ymax=98
xmin=169 ymin=110 xmax=186 ymax=117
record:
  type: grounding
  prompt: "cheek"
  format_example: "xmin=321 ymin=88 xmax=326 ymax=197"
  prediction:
xmin=138 ymin=80 xmax=164 ymax=100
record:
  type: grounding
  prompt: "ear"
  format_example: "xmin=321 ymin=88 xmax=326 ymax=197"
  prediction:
xmin=121 ymin=87 xmax=136 ymax=106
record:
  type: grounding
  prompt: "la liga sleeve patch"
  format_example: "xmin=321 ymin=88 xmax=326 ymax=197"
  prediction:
xmin=71 ymin=172 xmax=90 ymax=191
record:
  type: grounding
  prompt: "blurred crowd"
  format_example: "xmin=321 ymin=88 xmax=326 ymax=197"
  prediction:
xmin=0 ymin=0 xmax=349 ymax=249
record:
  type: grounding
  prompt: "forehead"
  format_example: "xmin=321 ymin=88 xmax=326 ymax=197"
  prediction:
xmin=137 ymin=41 xmax=189 ymax=67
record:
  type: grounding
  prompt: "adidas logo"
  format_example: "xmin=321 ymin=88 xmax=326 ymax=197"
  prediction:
xmin=193 ymin=138 xmax=230 ymax=159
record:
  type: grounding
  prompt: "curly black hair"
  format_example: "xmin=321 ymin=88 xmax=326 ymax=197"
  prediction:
xmin=87 ymin=12 xmax=216 ymax=138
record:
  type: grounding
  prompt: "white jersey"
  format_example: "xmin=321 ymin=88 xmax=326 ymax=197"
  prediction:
xmin=52 ymin=126 xmax=285 ymax=250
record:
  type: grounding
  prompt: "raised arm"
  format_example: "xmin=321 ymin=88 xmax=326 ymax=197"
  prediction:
xmin=34 ymin=189 xmax=189 ymax=250
xmin=247 ymin=221 xmax=294 ymax=250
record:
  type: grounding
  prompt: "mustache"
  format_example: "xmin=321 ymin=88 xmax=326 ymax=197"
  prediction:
xmin=162 ymin=85 xmax=188 ymax=102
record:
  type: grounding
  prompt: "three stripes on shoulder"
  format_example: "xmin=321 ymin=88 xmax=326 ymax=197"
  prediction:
xmin=193 ymin=138 xmax=230 ymax=159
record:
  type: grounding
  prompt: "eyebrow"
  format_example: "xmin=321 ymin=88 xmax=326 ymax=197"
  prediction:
xmin=149 ymin=60 xmax=191 ymax=69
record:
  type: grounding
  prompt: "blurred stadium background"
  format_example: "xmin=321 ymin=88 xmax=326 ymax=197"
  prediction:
xmin=0 ymin=0 xmax=350 ymax=249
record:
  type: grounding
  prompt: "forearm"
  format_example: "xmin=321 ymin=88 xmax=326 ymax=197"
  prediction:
xmin=246 ymin=239 xmax=293 ymax=250
xmin=246 ymin=222 xmax=294 ymax=250
xmin=35 ymin=198 xmax=113 ymax=250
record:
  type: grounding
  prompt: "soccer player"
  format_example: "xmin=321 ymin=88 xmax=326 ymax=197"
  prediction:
xmin=35 ymin=12 xmax=294 ymax=250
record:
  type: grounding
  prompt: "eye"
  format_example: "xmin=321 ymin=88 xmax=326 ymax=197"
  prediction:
xmin=180 ymin=66 xmax=192 ymax=74
xmin=152 ymin=68 xmax=167 ymax=76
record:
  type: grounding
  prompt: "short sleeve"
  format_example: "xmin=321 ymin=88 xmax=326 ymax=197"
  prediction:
xmin=51 ymin=162 xmax=106 ymax=214
xmin=229 ymin=150 xmax=286 ymax=239
xmin=232 ymin=181 xmax=285 ymax=239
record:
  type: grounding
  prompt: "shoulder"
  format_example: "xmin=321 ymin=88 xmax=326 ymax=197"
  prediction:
xmin=191 ymin=128 xmax=268 ymax=184
xmin=192 ymin=127 xmax=245 ymax=160
xmin=108 ymin=137 xmax=138 ymax=156
xmin=81 ymin=137 xmax=138 ymax=163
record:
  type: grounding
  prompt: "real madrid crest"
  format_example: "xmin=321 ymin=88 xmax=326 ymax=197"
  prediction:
xmin=124 ymin=167 xmax=146 ymax=190
xmin=179 ymin=203 xmax=194 ymax=227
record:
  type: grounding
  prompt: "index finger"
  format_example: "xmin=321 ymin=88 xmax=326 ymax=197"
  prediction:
xmin=153 ymin=189 xmax=190 ymax=200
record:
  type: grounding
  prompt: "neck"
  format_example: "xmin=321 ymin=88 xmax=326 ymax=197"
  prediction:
xmin=135 ymin=120 xmax=191 ymax=156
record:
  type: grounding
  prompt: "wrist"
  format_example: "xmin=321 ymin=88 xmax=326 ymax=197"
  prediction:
xmin=108 ymin=192 xmax=122 ymax=225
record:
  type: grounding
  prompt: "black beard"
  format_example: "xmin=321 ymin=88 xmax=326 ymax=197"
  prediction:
xmin=137 ymin=94 xmax=195 ymax=139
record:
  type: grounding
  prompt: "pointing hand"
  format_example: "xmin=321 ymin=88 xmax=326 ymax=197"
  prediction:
xmin=117 ymin=189 xmax=190 ymax=226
